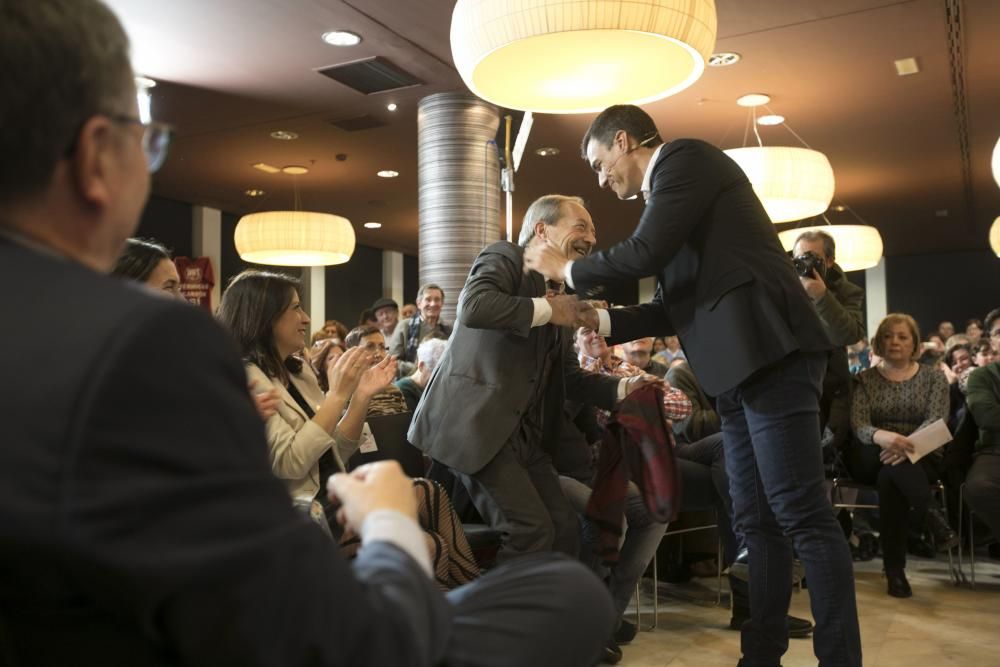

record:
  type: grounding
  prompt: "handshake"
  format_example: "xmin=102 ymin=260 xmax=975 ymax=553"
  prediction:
xmin=548 ymin=294 xmax=601 ymax=330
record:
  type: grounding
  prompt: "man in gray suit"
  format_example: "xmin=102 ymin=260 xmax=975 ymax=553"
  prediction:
xmin=410 ymin=194 xmax=654 ymax=562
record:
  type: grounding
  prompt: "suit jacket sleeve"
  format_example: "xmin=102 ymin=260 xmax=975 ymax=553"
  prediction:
xmin=967 ymin=366 xmax=1000 ymax=439
xmin=814 ymin=278 xmax=865 ymax=346
xmin=459 ymin=245 xmax=535 ymax=338
xmin=605 ymin=285 xmax=675 ymax=343
xmin=571 ymin=140 xmax=723 ymax=291
xmin=67 ymin=305 xmax=451 ymax=666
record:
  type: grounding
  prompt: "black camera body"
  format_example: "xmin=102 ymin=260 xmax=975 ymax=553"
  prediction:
xmin=793 ymin=251 xmax=826 ymax=279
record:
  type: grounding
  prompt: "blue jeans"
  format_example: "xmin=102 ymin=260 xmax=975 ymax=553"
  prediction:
xmin=559 ymin=476 xmax=668 ymax=617
xmin=718 ymin=351 xmax=861 ymax=667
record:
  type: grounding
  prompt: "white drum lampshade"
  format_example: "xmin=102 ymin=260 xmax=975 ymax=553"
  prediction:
xmin=992 ymin=137 xmax=1000 ymax=189
xmin=450 ymin=0 xmax=717 ymax=113
xmin=234 ymin=211 xmax=356 ymax=266
xmin=778 ymin=224 xmax=884 ymax=272
xmin=990 ymin=216 xmax=1000 ymax=257
xmin=725 ymin=146 xmax=836 ymax=223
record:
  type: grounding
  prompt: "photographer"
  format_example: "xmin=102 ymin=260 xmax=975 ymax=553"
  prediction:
xmin=792 ymin=230 xmax=866 ymax=453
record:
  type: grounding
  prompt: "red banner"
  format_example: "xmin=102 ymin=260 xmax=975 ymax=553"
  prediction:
xmin=174 ymin=256 xmax=215 ymax=312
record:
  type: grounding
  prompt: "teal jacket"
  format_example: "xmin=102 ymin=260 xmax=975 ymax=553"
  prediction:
xmin=966 ymin=362 xmax=1000 ymax=455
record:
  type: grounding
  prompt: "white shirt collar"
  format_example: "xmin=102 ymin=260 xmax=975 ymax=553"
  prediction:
xmin=640 ymin=143 xmax=666 ymax=202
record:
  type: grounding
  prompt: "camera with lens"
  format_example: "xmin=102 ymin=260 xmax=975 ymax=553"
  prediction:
xmin=792 ymin=251 xmax=826 ymax=279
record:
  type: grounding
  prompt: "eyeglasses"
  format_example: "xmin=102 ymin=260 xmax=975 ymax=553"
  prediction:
xmin=65 ymin=113 xmax=173 ymax=174
xmin=106 ymin=114 xmax=173 ymax=173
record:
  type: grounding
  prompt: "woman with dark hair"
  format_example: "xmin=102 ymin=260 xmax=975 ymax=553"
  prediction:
xmin=219 ymin=270 xmax=478 ymax=589
xmin=849 ymin=313 xmax=956 ymax=598
xmin=112 ymin=237 xmax=181 ymax=299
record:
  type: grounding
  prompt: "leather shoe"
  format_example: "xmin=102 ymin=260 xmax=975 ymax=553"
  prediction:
xmin=729 ymin=610 xmax=814 ymax=638
xmin=601 ymin=638 xmax=623 ymax=664
xmin=614 ymin=619 xmax=637 ymax=645
xmin=726 ymin=548 xmax=804 ymax=586
xmin=885 ymin=569 xmax=912 ymax=598
xmin=926 ymin=508 xmax=959 ymax=552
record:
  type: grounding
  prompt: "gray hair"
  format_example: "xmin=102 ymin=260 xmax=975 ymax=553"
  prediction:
xmin=0 ymin=0 xmax=134 ymax=205
xmin=794 ymin=230 xmax=836 ymax=261
xmin=416 ymin=283 xmax=444 ymax=304
xmin=517 ymin=194 xmax=586 ymax=247
xmin=416 ymin=337 xmax=448 ymax=373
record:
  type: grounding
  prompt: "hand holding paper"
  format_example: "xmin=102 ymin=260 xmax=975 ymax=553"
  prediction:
xmin=904 ymin=419 xmax=952 ymax=464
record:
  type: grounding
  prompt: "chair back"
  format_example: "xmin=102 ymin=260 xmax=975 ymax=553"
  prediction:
xmin=347 ymin=412 xmax=426 ymax=478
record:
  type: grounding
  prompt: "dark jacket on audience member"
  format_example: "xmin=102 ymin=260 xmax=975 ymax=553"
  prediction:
xmin=0 ymin=238 xmax=451 ymax=666
xmin=967 ymin=362 xmax=1000 ymax=455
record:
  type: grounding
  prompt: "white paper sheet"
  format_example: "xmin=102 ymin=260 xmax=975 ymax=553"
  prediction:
xmin=905 ymin=418 xmax=951 ymax=463
xmin=358 ymin=422 xmax=378 ymax=454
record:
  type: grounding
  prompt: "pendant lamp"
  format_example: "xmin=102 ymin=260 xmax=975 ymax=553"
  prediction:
xmin=235 ymin=211 xmax=355 ymax=266
xmin=450 ymin=0 xmax=717 ymax=113
xmin=778 ymin=224 xmax=884 ymax=272
xmin=990 ymin=216 xmax=1000 ymax=257
xmin=724 ymin=94 xmax=835 ymax=223
xmin=992 ymin=136 xmax=1000 ymax=189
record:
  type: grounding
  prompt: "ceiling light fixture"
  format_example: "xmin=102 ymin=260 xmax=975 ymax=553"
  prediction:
xmin=377 ymin=170 xmax=399 ymax=178
xmin=386 ymin=103 xmax=398 ymax=111
xmin=535 ymin=147 xmax=560 ymax=157
xmin=708 ymin=52 xmax=741 ymax=67
xmin=450 ymin=0 xmax=717 ymax=113
xmin=245 ymin=189 xmax=266 ymax=197
xmin=281 ymin=165 xmax=309 ymax=175
xmin=992 ymin=136 xmax=1000 ymax=188
xmin=990 ymin=217 xmax=1000 ymax=257
xmin=364 ymin=222 xmax=382 ymax=229
xmin=252 ymin=162 xmax=281 ymax=174
xmin=894 ymin=57 xmax=920 ymax=76
xmin=270 ymin=130 xmax=299 ymax=141
xmin=756 ymin=114 xmax=785 ymax=126
xmin=236 ymin=211 xmax=355 ymax=266
xmin=322 ymin=30 xmax=361 ymax=46
xmin=724 ymin=94 xmax=835 ymax=223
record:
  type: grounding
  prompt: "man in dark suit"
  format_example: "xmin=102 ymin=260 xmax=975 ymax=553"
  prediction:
xmin=0 ymin=2 xmax=615 ymax=665
xmin=526 ymin=105 xmax=861 ymax=667
xmin=410 ymin=194 xmax=652 ymax=564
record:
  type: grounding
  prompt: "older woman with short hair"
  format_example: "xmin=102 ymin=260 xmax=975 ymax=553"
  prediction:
xmin=849 ymin=313 xmax=955 ymax=598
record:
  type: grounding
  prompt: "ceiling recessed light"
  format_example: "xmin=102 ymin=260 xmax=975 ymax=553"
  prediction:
xmin=245 ymin=189 xmax=266 ymax=197
xmin=386 ymin=103 xmax=398 ymax=112
xmin=282 ymin=165 xmax=309 ymax=175
xmin=708 ymin=52 xmax=741 ymax=67
xmin=377 ymin=170 xmax=399 ymax=178
xmin=322 ymin=30 xmax=361 ymax=46
xmin=364 ymin=222 xmax=382 ymax=229
xmin=535 ymin=147 xmax=560 ymax=157
xmin=270 ymin=130 xmax=299 ymax=141
xmin=831 ymin=205 xmax=846 ymax=212
xmin=736 ymin=93 xmax=771 ymax=107
xmin=894 ymin=57 xmax=920 ymax=76
xmin=134 ymin=75 xmax=156 ymax=89
xmin=252 ymin=162 xmax=281 ymax=174
xmin=756 ymin=114 xmax=785 ymax=126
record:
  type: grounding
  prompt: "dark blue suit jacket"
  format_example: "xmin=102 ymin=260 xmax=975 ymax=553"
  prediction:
xmin=0 ymin=237 xmax=451 ymax=666
xmin=571 ymin=139 xmax=832 ymax=396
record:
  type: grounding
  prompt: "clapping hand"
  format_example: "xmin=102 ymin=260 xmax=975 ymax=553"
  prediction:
xmin=326 ymin=346 xmax=373 ymax=401
xmin=356 ymin=354 xmax=398 ymax=400
xmin=248 ymin=379 xmax=281 ymax=421
xmin=327 ymin=461 xmax=417 ymax=532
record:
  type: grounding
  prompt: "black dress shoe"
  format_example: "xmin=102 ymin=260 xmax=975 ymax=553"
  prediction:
xmin=614 ymin=618 xmax=637 ymax=645
xmin=885 ymin=568 xmax=912 ymax=598
xmin=729 ymin=611 xmax=814 ymax=638
xmin=926 ymin=508 xmax=959 ymax=552
xmin=601 ymin=638 xmax=623 ymax=665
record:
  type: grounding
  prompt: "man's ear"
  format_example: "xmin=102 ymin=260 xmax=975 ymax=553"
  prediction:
xmin=71 ymin=116 xmax=116 ymax=209
xmin=534 ymin=220 xmax=548 ymax=242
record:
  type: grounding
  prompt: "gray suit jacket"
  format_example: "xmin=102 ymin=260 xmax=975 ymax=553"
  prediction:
xmin=408 ymin=241 xmax=619 ymax=475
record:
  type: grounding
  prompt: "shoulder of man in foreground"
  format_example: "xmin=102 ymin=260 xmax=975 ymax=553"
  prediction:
xmin=0 ymin=258 xmax=451 ymax=666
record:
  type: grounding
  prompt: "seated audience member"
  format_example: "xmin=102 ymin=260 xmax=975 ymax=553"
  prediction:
xmin=621 ymin=337 xmax=669 ymax=378
xmin=849 ymin=313 xmax=957 ymax=598
xmin=925 ymin=334 xmax=945 ymax=353
xmin=401 ymin=302 xmax=418 ymax=319
xmin=111 ymin=237 xmax=182 ymax=299
xmin=938 ymin=320 xmax=956 ymax=340
xmin=396 ymin=337 xmax=447 ymax=412
xmin=573 ymin=328 xmax=804 ymax=636
xmin=372 ymin=296 xmax=400 ymax=339
xmin=219 ymin=272 xmax=477 ymax=589
xmin=966 ymin=318 xmax=984 ymax=345
xmin=345 ymin=324 xmax=409 ymax=416
xmin=310 ymin=337 xmax=347 ymax=391
xmin=974 ymin=338 xmax=997 ymax=369
xmin=322 ymin=319 xmax=349 ymax=340
xmin=0 ymin=2 xmax=616 ymax=663
xmin=666 ymin=362 xmax=721 ymax=445
xmin=963 ymin=308 xmax=1000 ymax=554
xmin=945 ymin=343 xmax=973 ymax=383
xmin=652 ymin=336 xmax=667 ymax=354
xmin=653 ymin=334 xmax=686 ymax=365
xmin=358 ymin=308 xmax=378 ymax=328
xmin=389 ymin=283 xmax=452 ymax=376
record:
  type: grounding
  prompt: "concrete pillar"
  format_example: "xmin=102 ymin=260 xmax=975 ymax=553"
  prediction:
xmin=382 ymin=249 xmax=404 ymax=306
xmin=865 ymin=257 xmax=887 ymax=339
xmin=191 ymin=206 xmax=221 ymax=311
xmin=300 ymin=267 xmax=326 ymax=331
xmin=417 ymin=92 xmax=501 ymax=323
